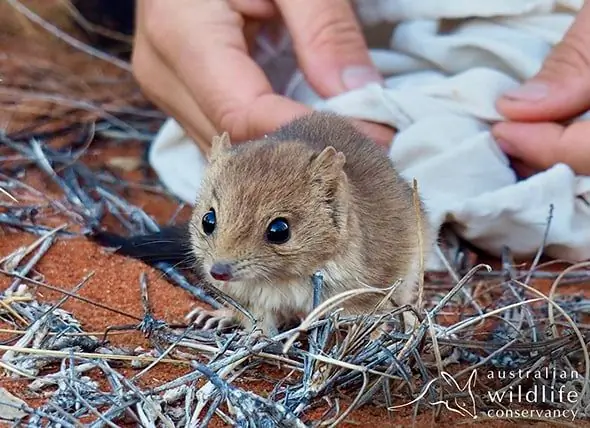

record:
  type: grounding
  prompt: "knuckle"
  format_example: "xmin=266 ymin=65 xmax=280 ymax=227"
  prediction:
xmin=542 ymin=33 xmax=590 ymax=78
xmin=215 ymin=99 xmax=260 ymax=141
xmin=303 ymin=8 xmax=364 ymax=55
xmin=217 ymin=107 xmax=249 ymax=141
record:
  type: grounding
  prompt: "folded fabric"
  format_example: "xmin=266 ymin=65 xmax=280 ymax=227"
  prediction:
xmin=148 ymin=0 xmax=590 ymax=271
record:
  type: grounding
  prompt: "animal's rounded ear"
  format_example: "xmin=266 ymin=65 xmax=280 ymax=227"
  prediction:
xmin=209 ymin=131 xmax=231 ymax=162
xmin=309 ymin=146 xmax=346 ymax=179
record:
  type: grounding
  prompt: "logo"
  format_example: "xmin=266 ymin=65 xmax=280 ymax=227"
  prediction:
xmin=389 ymin=368 xmax=581 ymax=421
xmin=389 ymin=369 xmax=477 ymax=419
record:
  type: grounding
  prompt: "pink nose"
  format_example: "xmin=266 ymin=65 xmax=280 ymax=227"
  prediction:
xmin=210 ymin=262 xmax=233 ymax=281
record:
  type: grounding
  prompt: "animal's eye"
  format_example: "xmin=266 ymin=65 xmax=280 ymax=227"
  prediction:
xmin=266 ymin=217 xmax=290 ymax=244
xmin=202 ymin=209 xmax=216 ymax=235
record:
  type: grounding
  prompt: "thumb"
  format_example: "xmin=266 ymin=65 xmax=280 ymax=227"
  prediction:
xmin=492 ymin=120 xmax=590 ymax=175
xmin=276 ymin=0 xmax=383 ymax=98
xmin=496 ymin=3 xmax=590 ymax=122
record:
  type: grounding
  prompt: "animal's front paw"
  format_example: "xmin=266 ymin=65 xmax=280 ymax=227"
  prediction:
xmin=240 ymin=315 xmax=280 ymax=339
xmin=185 ymin=306 xmax=237 ymax=331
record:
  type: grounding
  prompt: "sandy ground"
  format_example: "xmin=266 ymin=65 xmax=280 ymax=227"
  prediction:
xmin=0 ymin=2 xmax=589 ymax=427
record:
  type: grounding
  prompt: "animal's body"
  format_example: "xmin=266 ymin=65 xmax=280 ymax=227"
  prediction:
xmin=187 ymin=112 xmax=435 ymax=336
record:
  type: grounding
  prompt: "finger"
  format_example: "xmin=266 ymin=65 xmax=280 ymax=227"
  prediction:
xmin=496 ymin=2 xmax=590 ymax=122
xmin=508 ymin=158 xmax=541 ymax=179
xmin=131 ymin=32 xmax=220 ymax=153
xmin=133 ymin=27 xmax=393 ymax=151
xmin=350 ymin=119 xmax=394 ymax=149
xmin=492 ymin=120 xmax=590 ymax=175
xmin=228 ymin=0 xmax=277 ymax=19
xmin=141 ymin=0 xmax=312 ymax=142
xmin=275 ymin=0 xmax=383 ymax=98
xmin=131 ymin=41 xmax=212 ymax=148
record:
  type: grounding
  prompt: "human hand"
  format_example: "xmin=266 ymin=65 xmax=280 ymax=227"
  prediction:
xmin=131 ymin=0 xmax=394 ymax=153
xmin=492 ymin=2 xmax=590 ymax=177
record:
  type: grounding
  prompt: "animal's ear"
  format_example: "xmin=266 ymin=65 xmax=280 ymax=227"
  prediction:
xmin=209 ymin=131 xmax=231 ymax=162
xmin=309 ymin=146 xmax=346 ymax=181
xmin=309 ymin=146 xmax=349 ymax=234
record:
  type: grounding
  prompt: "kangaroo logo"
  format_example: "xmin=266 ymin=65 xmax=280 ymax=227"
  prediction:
xmin=389 ymin=369 xmax=478 ymax=419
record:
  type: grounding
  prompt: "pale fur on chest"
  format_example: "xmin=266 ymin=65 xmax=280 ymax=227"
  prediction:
xmin=223 ymin=278 xmax=314 ymax=321
xmin=211 ymin=245 xmax=425 ymax=335
xmin=218 ymin=248 xmax=368 ymax=320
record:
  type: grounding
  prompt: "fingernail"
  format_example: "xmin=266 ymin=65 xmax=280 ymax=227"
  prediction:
xmin=502 ymin=81 xmax=549 ymax=101
xmin=341 ymin=65 xmax=383 ymax=90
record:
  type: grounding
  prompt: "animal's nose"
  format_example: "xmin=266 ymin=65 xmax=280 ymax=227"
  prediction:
xmin=209 ymin=262 xmax=233 ymax=281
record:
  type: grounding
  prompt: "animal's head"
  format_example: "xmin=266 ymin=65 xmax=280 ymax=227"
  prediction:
xmin=436 ymin=370 xmax=478 ymax=418
xmin=189 ymin=132 xmax=351 ymax=286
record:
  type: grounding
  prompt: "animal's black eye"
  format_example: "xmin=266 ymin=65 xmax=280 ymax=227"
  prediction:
xmin=266 ymin=217 xmax=290 ymax=244
xmin=202 ymin=209 xmax=216 ymax=235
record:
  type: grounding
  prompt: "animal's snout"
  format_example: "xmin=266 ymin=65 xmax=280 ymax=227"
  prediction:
xmin=209 ymin=262 xmax=233 ymax=281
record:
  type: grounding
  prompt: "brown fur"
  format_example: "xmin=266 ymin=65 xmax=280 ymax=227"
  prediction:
xmin=188 ymin=112 xmax=434 ymax=336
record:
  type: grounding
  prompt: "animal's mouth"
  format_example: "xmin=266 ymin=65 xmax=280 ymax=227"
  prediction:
xmin=208 ymin=272 xmax=241 ymax=285
xmin=206 ymin=260 xmax=253 ymax=283
xmin=205 ymin=260 xmax=277 ymax=284
xmin=208 ymin=261 xmax=236 ymax=282
xmin=210 ymin=271 xmax=232 ymax=282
